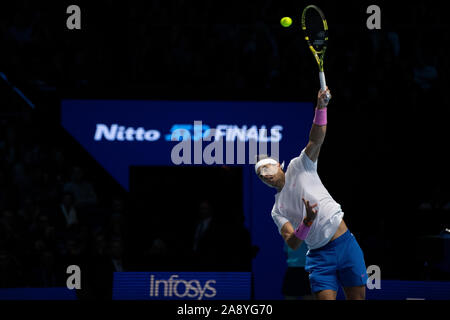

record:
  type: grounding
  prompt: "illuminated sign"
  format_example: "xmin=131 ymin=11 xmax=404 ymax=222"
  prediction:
xmin=61 ymin=100 xmax=310 ymax=191
xmin=164 ymin=123 xmax=283 ymax=142
xmin=92 ymin=123 xmax=283 ymax=143
xmin=112 ymin=272 xmax=251 ymax=300
xmin=94 ymin=124 xmax=161 ymax=142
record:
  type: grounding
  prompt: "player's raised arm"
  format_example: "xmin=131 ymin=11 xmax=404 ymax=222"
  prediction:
xmin=304 ymin=87 xmax=331 ymax=163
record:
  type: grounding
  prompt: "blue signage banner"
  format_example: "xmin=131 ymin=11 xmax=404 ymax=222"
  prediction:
xmin=334 ymin=280 xmax=450 ymax=300
xmin=61 ymin=99 xmax=312 ymax=192
xmin=365 ymin=280 xmax=450 ymax=300
xmin=112 ymin=272 xmax=251 ymax=300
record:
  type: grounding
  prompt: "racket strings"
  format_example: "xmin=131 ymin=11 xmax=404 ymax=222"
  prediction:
xmin=304 ymin=10 xmax=327 ymax=51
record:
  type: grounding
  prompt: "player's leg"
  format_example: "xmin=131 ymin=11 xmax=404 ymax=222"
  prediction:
xmin=305 ymin=246 xmax=339 ymax=300
xmin=314 ymin=289 xmax=337 ymax=300
xmin=336 ymin=232 xmax=368 ymax=300
xmin=343 ymin=285 xmax=365 ymax=300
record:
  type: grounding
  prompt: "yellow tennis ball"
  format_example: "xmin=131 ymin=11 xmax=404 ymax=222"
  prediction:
xmin=280 ymin=17 xmax=292 ymax=27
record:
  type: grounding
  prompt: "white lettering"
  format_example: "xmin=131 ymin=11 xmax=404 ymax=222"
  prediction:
xmin=135 ymin=127 xmax=145 ymax=141
xmin=66 ymin=5 xmax=81 ymax=30
xmin=144 ymin=130 xmax=160 ymax=141
xmin=171 ymin=130 xmax=192 ymax=165
xmin=178 ymin=304 xmax=211 ymax=317
xmin=231 ymin=125 xmax=247 ymax=142
xmin=66 ymin=265 xmax=81 ymax=289
xmin=270 ymin=125 xmax=282 ymax=142
xmin=246 ymin=126 xmax=258 ymax=141
xmin=203 ymin=280 xmax=217 ymax=298
xmin=93 ymin=124 xmax=161 ymax=142
xmin=258 ymin=126 xmax=269 ymax=143
xmin=193 ymin=121 xmax=203 ymax=164
xmin=117 ymin=126 xmax=125 ymax=141
xmin=203 ymin=128 xmax=223 ymax=165
xmin=125 ymin=127 xmax=134 ymax=141
xmin=366 ymin=5 xmax=381 ymax=30
xmin=149 ymin=274 xmax=217 ymax=300
xmin=94 ymin=124 xmax=118 ymax=141
xmin=366 ymin=265 xmax=381 ymax=289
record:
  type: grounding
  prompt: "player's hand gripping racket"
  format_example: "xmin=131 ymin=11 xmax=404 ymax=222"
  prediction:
xmin=301 ymin=5 xmax=331 ymax=103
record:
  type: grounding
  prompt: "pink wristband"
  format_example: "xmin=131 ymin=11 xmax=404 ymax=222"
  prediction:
xmin=313 ymin=107 xmax=327 ymax=126
xmin=294 ymin=222 xmax=311 ymax=240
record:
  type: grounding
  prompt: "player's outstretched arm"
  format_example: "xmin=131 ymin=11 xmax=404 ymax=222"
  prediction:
xmin=304 ymin=87 xmax=331 ymax=163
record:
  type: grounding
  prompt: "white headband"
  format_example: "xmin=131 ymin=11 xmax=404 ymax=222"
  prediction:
xmin=255 ymin=158 xmax=285 ymax=174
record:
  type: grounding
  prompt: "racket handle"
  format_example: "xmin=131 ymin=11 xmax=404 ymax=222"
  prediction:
xmin=319 ymin=71 xmax=327 ymax=91
xmin=319 ymin=71 xmax=331 ymax=103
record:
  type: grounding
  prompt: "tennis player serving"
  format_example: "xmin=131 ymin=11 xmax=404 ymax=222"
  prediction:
xmin=255 ymin=88 xmax=368 ymax=300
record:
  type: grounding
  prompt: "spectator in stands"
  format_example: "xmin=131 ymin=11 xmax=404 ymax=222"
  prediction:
xmin=64 ymin=166 xmax=98 ymax=210
xmin=64 ymin=166 xmax=99 ymax=228
xmin=91 ymin=231 xmax=107 ymax=257
xmin=215 ymin=211 xmax=256 ymax=271
xmin=192 ymin=200 xmax=215 ymax=254
xmin=88 ymin=237 xmax=126 ymax=300
xmin=143 ymin=237 xmax=170 ymax=270
xmin=31 ymin=250 xmax=60 ymax=287
xmin=29 ymin=212 xmax=57 ymax=251
xmin=54 ymin=192 xmax=79 ymax=231
xmin=110 ymin=238 xmax=125 ymax=273
xmin=105 ymin=197 xmax=127 ymax=240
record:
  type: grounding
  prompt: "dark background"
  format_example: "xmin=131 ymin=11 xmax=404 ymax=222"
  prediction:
xmin=0 ymin=0 xmax=449 ymax=299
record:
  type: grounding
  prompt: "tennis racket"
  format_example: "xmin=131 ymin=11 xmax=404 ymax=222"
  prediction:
xmin=301 ymin=5 xmax=331 ymax=102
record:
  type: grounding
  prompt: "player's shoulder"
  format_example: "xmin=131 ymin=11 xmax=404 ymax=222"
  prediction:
xmin=287 ymin=152 xmax=305 ymax=171
xmin=288 ymin=149 xmax=317 ymax=172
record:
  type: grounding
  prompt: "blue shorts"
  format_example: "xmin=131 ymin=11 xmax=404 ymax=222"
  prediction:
xmin=305 ymin=230 xmax=368 ymax=293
